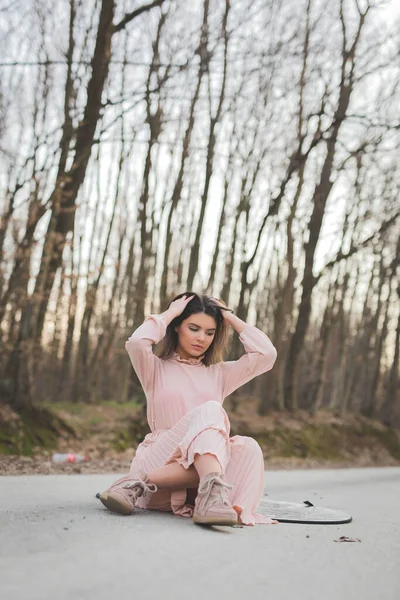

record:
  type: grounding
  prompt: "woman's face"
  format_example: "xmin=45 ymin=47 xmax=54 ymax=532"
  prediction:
xmin=174 ymin=312 xmax=217 ymax=359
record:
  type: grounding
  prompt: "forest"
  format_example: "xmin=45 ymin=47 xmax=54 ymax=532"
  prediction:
xmin=0 ymin=0 xmax=399 ymax=453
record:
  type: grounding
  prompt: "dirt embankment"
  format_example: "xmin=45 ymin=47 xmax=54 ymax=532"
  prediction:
xmin=1 ymin=399 xmax=400 ymax=475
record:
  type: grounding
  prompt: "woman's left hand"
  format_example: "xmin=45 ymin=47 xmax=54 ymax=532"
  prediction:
xmin=211 ymin=297 xmax=234 ymax=319
xmin=211 ymin=298 xmax=247 ymax=334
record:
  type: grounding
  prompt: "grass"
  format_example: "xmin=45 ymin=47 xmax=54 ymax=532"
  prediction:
xmin=40 ymin=400 xmax=140 ymax=414
xmin=1 ymin=400 xmax=400 ymax=464
xmin=231 ymin=421 xmax=400 ymax=463
xmin=0 ymin=405 xmax=74 ymax=456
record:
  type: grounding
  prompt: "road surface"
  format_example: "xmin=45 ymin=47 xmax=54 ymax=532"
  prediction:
xmin=1 ymin=467 xmax=399 ymax=600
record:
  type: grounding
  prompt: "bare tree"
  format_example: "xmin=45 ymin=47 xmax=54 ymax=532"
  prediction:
xmin=0 ymin=0 xmax=398 ymax=432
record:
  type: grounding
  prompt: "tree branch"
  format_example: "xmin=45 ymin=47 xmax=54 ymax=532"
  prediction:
xmin=315 ymin=212 xmax=400 ymax=283
xmin=114 ymin=0 xmax=166 ymax=33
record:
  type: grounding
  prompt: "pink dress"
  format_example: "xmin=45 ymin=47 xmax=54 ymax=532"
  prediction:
xmin=126 ymin=314 xmax=278 ymax=525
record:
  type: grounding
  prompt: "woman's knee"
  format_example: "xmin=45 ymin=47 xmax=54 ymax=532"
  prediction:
xmin=187 ymin=401 xmax=230 ymax=436
xmin=204 ymin=400 xmax=223 ymax=410
xmin=191 ymin=400 xmax=224 ymax=416
xmin=232 ymin=435 xmax=263 ymax=459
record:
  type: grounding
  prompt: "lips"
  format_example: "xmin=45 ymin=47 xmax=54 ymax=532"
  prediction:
xmin=192 ymin=345 xmax=204 ymax=350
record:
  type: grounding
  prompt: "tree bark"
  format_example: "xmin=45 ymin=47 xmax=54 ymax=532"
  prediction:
xmin=283 ymin=3 xmax=367 ymax=410
xmin=187 ymin=0 xmax=229 ymax=290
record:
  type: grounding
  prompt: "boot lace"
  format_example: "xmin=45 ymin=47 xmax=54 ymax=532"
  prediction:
xmin=122 ymin=479 xmax=157 ymax=499
xmin=198 ymin=475 xmax=233 ymax=508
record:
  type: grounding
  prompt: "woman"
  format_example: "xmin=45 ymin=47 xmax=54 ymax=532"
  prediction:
xmin=99 ymin=292 xmax=278 ymax=526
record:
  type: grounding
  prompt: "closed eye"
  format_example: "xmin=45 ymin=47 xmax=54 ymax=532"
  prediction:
xmin=190 ymin=327 xmax=215 ymax=336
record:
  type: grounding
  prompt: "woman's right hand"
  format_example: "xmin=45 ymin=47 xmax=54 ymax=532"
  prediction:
xmin=167 ymin=294 xmax=195 ymax=319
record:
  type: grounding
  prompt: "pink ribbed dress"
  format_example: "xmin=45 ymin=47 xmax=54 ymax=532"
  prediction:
xmin=125 ymin=313 xmax=278 ymax=525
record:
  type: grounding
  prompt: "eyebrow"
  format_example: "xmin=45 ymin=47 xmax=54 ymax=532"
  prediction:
xmin=188 ymin=322 xmax=216 ymax=331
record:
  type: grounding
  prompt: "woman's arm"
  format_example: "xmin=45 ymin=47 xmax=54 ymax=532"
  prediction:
xmin=221 ymin=312 xmax=247 ymax=335
xmin=211 ymin=299 xmax=277 ymax=398
xmin=125 ymin=295 xmax=194 ymax=394
xmin=125 ymin=307 xmax=176 ymax=393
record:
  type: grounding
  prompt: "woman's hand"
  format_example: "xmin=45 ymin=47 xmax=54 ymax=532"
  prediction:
xmin=167 ymin=294 xmax=195 ymax=319
xmin=210 ymin=297 xmax=234 ymax=320
xmin=211 ymin=298 xmax=247 ymax=333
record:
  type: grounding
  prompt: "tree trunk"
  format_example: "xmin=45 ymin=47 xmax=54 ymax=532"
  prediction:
xmin=187 ymin=0 xmax=229 ymax=290
xmin=283 ymin=4 xmax=366 ymax=409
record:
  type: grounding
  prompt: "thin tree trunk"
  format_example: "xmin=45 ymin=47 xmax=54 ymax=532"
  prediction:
xmin=382 ymin=237 xmax=400 ymax=422
xmin=130 ymin=11 xmax=167 ymax=330
xmin=187 ymin=0 xmax=230 ymax=290
xmin=283 ymin=3 xmax=368 ymax=410
xmin=59 ymin=233 xmax=81 ymax=396
xmin=159 ymin=8 xmax=208 ymax=306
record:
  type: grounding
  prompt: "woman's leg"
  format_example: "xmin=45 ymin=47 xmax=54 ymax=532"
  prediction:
xmin=145 ymin=402 xmax=226 ymax=488
xmin=193 ymin=452 xmax=222 ymax=479
xmin=146 ymin=453 xmax=221 ymax=488
xmin=100 ymin=402 xmax=232 ymax=517
xmin=191 ymin=449 xmax=237 ymax=526
xmin=224 ymin=436 xmax=277 ymax=525
xmin=147 ymin=462 xmax=199 ymax=489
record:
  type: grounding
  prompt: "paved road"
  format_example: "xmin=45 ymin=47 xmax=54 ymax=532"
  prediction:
xmin=1 ymin=467 xmax=399 ymax=600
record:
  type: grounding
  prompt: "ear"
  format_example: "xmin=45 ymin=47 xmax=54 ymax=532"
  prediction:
xmin=174 ymin=325 xmax=179 ymax=333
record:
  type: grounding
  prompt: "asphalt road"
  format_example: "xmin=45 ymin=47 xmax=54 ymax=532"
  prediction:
xmin=1 ymin=467 xmax=399 ymax=600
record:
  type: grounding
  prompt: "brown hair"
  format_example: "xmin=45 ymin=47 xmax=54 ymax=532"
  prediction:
xmin=155 ymin=292 xmax=232 ymax=366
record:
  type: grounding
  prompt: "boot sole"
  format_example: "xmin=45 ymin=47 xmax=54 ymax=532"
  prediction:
xmin=193 ymin=514 xmax=237 ymax=526
xmin=99 ymin=492 xmax=133 ymax=515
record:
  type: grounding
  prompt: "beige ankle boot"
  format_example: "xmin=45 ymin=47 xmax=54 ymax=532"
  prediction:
xmin=193 ymin=472 xmax=238 ymax=526
xmin=99 ymin=471 xmax=157 ymax=515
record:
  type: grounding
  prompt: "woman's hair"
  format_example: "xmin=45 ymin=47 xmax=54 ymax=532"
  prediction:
xmin=156 ymin=292 xmax=231 ymax=366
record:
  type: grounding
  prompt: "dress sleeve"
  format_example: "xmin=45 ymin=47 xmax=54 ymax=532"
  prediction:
xmin=217 ymin=324 xmax=277 ymax=398
xmin=125 ymin=314 xmax=167 ymax=395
